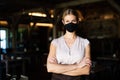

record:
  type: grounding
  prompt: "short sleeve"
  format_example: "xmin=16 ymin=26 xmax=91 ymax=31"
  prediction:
xmin=84 ymin=39 xmax=90 ymax=47
xmin=51 ymin=39 xmax=57 ymax=46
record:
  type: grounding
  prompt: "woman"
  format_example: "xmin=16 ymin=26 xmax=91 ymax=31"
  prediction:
xmin=47 ymin=8 xmax=91 ymax=80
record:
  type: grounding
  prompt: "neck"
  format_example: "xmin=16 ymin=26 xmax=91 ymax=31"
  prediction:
xmin=64 ymin=32 xmax=76 ymax=39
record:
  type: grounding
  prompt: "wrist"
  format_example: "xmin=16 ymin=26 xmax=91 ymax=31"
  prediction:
xmin=77 ymin=63 xmax=86 ymax=68
xmin=72 ymin=64 xmax=78 ymax=70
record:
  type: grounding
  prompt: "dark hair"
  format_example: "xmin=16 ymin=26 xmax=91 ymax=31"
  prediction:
xmin=62 ymin=8 xmax=80 ymax=22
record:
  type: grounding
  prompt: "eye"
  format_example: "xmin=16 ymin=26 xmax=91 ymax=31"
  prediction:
xmin=65 ymin=20 xmax=70 ymax=24
xmin=71 ymin=20 xmax=77 ymax=23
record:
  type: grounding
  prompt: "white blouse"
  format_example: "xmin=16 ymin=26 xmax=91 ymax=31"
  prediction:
xmin=51 ymin=36 xmax=89 ymax=64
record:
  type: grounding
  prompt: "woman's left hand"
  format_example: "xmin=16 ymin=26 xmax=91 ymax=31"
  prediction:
xmin=48 ymin=57 xmax=58 ymax=64
xmin=77 ymin=57 xmax=91 ymax=68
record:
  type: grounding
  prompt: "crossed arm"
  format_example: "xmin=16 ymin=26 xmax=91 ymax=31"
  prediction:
xmin=46 ymin=43 xmax=91 ymax=76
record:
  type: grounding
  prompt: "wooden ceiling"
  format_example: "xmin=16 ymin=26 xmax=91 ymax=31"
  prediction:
xmin=0 ymin=0 xmax=120 ymax=24
xmin=0 ymin=0 xmax=119 ymax=12
xmin=0 ymin=0 xmax=71 ymax=14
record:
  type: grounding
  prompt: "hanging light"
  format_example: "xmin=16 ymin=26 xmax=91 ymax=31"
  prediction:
xmin=28 ymin=12 xmax=47 ymax=17
xmin=30 ymin=22 xmax=53 ymax=28
xmin=0 ymin=20 xmax=8 ymax=25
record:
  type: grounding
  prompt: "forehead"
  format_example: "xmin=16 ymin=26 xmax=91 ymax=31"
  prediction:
xmin=63 ymin=14 xmax=76 ymax=20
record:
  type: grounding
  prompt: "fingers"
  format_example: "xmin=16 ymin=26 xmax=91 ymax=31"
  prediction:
xmin=48 ymin=57 xmax=57 ymax=64
xmin=85 ymin=58 xmax=92 ymax=66
xmin=77 ymin=59 xmax=86 ymax=68
xmin=77 ymin=57 xmax=92 ymax=68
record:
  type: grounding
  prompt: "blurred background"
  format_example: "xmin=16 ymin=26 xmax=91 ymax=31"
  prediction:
xmin=0 ymin=0 xmax=120 ymax=80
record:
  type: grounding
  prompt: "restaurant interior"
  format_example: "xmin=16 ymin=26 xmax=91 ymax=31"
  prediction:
xmin=0 ymin=0 xmax=120 ymax=80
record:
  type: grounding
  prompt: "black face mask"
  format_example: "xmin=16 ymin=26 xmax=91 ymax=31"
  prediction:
xmin=64 ymin=23 xmax=78 ymax=32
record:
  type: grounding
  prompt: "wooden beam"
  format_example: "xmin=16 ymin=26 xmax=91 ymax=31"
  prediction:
xmin=56 ymin=0 xmax=104 ymax=8
xmin=107 ymin=0 xmax=120 ymax=14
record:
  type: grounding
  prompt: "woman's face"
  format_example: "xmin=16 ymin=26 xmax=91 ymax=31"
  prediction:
xmin=62 ymin=14 xmax=77 ymax=25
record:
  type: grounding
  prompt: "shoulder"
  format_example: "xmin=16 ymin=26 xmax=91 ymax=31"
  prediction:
xmin=77 ymin=36 xmax=90 ymax=46
xmin=51 ymin=36 xmax=63 ymax=46
xmin=77 ymin=36 xmax=89 ymax=42
xmin=52 ymin=36 xmax=63 ymax=42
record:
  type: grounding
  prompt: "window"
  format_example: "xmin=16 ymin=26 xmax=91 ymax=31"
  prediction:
xmin=0 ymin=30 xmax=6 ymax=49
xmin=0 ymin=29 xmax=8 ymax=53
